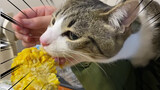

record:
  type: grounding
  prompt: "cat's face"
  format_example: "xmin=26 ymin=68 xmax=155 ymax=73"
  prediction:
xmin=40 ymin=0 xmax=139 ymax=66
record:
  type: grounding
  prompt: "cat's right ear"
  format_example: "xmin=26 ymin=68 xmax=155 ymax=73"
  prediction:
xmin=101 ymin=0 xmax=140 ymax=30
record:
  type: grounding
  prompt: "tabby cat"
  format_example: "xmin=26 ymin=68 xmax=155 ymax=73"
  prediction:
xmin=40 ymin=0 xmax=160 ymax=67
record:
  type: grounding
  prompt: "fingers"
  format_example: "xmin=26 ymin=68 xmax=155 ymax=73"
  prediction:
xmin=22 ymin=38 xmax=40 ymax=48
xmin=15 ymin=32 xmax=30 ymax=42
xmin=21 ymin=15 xmax=52 ymax=29
xmin=15 ymin=32 xmax=40 ymax=47
xmin=13 ymin=15 xmax=50 ymax=36
xmin=12 ymin=6 xmax=55 ymax=32
xmin=12 ymin=6 xmax=55 ymax=47
xmin=22 ymin=41 xmax=36 ymax=48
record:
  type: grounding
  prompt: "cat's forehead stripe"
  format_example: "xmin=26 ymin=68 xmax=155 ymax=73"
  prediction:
xmin=63 ymin=14 xmax=77 ymax=21
xmin=67 ymin=19 xmax=77 ymax=28
xmin=55 ymin=9 xmax=61 ymax=17
xmin=60 ymin=7 xmax=70 ymax=16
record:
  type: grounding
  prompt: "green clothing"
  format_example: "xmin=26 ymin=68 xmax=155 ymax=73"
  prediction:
xmin=71 ymin=59 xmax=160 ymax=90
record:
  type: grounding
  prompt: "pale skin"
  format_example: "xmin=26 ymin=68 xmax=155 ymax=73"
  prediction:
xmin=12 ymin=6 xmax=56 ymax=47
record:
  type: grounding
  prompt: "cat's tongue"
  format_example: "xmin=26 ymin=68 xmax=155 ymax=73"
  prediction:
xmin=54 ymin=57 xmax=67 ymax=66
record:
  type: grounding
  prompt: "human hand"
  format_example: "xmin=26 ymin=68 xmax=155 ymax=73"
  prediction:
xmin=12 ymin=6 xmax=56 ymax=47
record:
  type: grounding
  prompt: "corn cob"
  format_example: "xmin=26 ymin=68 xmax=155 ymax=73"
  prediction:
xmin=11 ymin=47 xmax=60 ymax=90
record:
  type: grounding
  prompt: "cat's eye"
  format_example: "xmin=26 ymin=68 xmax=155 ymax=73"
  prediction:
xmin=62 ymin=31 xmax=79 ymax=40
xmin=52 ymin=18 xmax=55 ymax=25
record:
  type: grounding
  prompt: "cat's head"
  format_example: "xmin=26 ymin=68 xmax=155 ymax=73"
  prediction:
xmin=40 ymin=0 xmax=140 ymax=66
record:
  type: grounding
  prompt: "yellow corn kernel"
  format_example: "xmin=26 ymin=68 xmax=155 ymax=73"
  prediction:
xmin=11 ymin=47 xmax=60 ymax=90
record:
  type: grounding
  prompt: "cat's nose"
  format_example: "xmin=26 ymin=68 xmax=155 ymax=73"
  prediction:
xmin=40 ymin=39 xmax=49 ymax=46
xmin=40 ymin=33 xmax=50 ymax=46
xmin=41 ymin=42 xmax=49 ymax=46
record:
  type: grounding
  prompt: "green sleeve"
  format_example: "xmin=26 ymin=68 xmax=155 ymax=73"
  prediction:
xmin=71 ymin=59 xmax=160 ymax=90
xmin=71 ymin=60 xmax=136 ymax=90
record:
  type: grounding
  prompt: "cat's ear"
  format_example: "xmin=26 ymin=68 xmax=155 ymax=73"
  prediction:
xmin=101 ymin=0 xmax=140 ymax=28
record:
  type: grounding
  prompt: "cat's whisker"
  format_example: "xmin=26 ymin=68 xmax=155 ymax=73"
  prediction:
xmin=63 ymin=52 xmax=93 ymax=79
xmin=139 ymin=0 xmax=153 ymax=14
xmin=22 ymin=0 xmax=37 ymax=15
xmin=134 ymin=0 xmax=143 ymax=11
xmin=67 ymin=50 xmax=109 ymax=79
xmin=0 ymin=64 xmax=21 ymax=79
xmin=150 ymin=15 xmax=160 ymax=26
xmin=46 ymin=0 xmax=51 ymax=6
xmin=68 ymin=50 xmax=105 ymax=64
xmin=7 ymin=0 xmax=28 ymax=18
xmin=62 ymin=53 xmax=76 ymax=66
xmin=40 ymin=0 xmax=46 ymax=7
xmin=54 ymin=44 xmax=59 ymax=58
xmin=1 ymin=26 xmax=14 ymax=33
xmin=62 ymin=52 xmax=89 ymax=74
xmin=63 ymin=53 xmax=86 ymax=69
xmin=70 ymin=49 xmax=107 ymax=74
xmin=147 ymin=12 xmax=160 ymax=22
xmin=23 ymin=78 xmax=36 ymax=90
xmin=8 ymin=72 xmax=30 ymax=90
xmin=41 ymin=78 xmax=58 ymax=90
xmin=0 ymin=48 xmax=12 ymax=52
xmin=93 ymin=62 xmax=108 ymax=78
xmin=62 ymin=53 xmax=81 ymax=75
xmin=68 ymin=50 xmax=96 ymax=62
xmin=0 ymin=57 xmax=14 ymax=65
xmin=50 ymin=0 xmax=54 ymax=5
xmin=128 ymin=0 xmax=153 ymax=20
xmin=143 ymin=12 xmax=160 ymax=27
xmin=0 ymin=12 xmax=23 ymax=27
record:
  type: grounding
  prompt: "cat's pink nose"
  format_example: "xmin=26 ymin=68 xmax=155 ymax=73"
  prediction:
xmin=40 ymin=39 xmax=49 ymax=46
xmin=41 ymin=42 xmax=49 ymax=46
xmin=40 ymin=35 xmax=50 ymax=46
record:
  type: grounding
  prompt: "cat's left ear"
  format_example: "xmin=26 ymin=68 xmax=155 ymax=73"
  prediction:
xmin=101 ymin=0 xmax=140 ymax=28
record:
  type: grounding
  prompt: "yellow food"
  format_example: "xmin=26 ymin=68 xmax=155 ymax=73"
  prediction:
xmin=11 ymin=47 xmax=60 ymax=90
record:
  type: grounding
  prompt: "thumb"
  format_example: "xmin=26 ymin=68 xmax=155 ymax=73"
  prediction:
xmin=21 ymin=15 xmax=52 ymax=29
